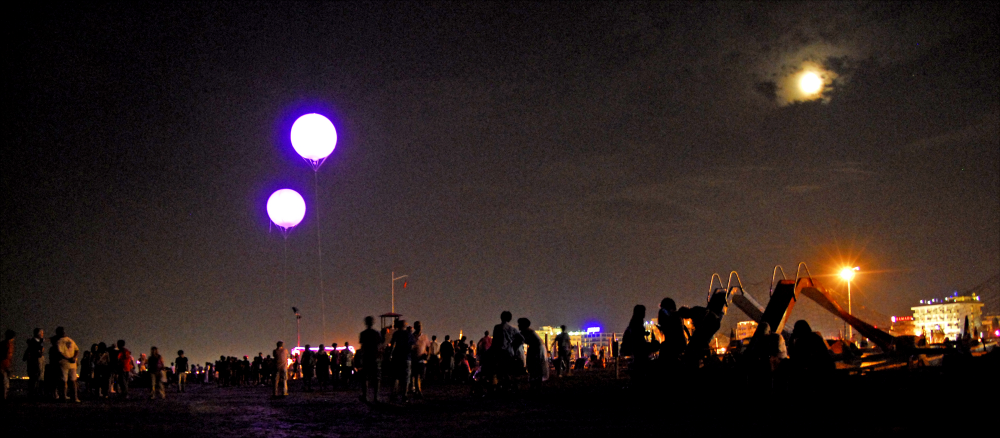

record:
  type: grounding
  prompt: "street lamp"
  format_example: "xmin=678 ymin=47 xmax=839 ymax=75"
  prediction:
xmin=840 ymin=266 xmax=860 ymax=343
xmin=292 ymin=307 xmax=302 ymax=347
xmin=391 ymin=272 xmax=408 ymax=314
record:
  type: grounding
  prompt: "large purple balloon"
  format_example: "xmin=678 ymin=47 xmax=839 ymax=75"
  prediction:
xmin=267 ymin=189 xmax=306 ymax=230
xmin=290 ymin=113 xmax=337 ymax=170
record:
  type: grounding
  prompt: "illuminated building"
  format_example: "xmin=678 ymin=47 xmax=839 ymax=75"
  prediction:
xmin=981 ymin=315 xmax=999 ymax=339
xmin=735 ymin=321 xmax=758 ymax=340
xmin=911 ymin=293 xmax=984 ymax=343
xmin=539 ymin=325 xmax=620 ymax=359
xmin=889 ymin=316 xmax=916 ymax=337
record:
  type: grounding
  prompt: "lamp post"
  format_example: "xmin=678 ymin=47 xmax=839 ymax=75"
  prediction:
xmin=391 ymin=272 xmax=408 ymax=313
xmin=293 ymin=307 xmax=302 ymax=347
xmin=840 ymin=266 xmax=860 ymax=343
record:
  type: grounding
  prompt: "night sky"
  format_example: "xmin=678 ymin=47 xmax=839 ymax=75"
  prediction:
xmin=4 ymin=2 xmax=998 ymax=368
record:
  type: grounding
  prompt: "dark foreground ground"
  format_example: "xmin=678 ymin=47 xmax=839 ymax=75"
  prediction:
xmin=4 ymin=366 xmax=994 ymax=437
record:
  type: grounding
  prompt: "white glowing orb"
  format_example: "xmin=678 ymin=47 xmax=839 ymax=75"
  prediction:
xmin=799 ymin=72 xmax=824 ymax=95
xmin=267 ymin=189 xmax=306 ymax=229
xmin=290 ymin=113 xmax=337 ymax=162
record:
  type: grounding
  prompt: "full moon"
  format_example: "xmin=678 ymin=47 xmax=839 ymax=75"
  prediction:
xmin=799 ymin=71 xmax=824 ymax=95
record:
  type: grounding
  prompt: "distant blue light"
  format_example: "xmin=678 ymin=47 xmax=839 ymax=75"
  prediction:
xmin=586 ymin=327 xmax=600 ymax=334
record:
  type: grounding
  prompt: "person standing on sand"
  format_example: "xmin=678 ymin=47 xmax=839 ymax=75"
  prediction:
xmin=476 ymin=331 xmax=492 ymax=366
xmin=300 ymin=345 xmax=315 ymax=391
xmin=330 ymin=343 xmax=341 ymax=386
xmin=358 ymin=316 xmax=382 ymax=403
xmin=454 ymin=336 xmax=469 ymax=381
xmin=340 ymin=342 xmax=354 ymax=387
xmin=554 ymin=325 xmax=572 ymax=377
xmin=439 ymin=335 xmax=454 ymax=382
xmin=115 ymin=340 xmax=133 ymax=399
xmin=410 ymin=321 xmax=429 ymax=399
xmin=273 ymin=341 xmax=289 ymax=396
xmin=517 ymin=318 xmax=548 ymax=388
xmin=487 ymin=311 xmax=523 ymax=389
xmin=52 ymin=327 xmax=80 ymax=402
xmin=389 ymin=320 xmax=414 ymax=403
xmin=175 ymin=350 xmax=189 ymax=393
xmin=427 ymin=335 xmax=439 ymax=380
xmin=315 ymin=344 xmax=330 ymax=391
xmin=1 ymin=330 xmax=15 ymax=401
xmin=93 ymin=342 xmax=111 ymax=398
xmin=148 ymin=346 xmax=166 ymax=399
xmin=23 ymin=328 xmax=45 ymax=397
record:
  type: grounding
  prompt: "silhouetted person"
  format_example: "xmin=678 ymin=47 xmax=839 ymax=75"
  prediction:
xmin=340 ymin=342 xmax=354 ymax=387
xmin=622 ymin=305 xmax=650 ymax=384
xmin=148 ymin=346 xmax=166 ymax=399
xmin=428 ymin=335 xmax=440 ymax=380
xmin=1 ymin=330 xmax=14 ymax=401
xmin=476 ymin=331 xmax=492 ymax=365
xmin=316 ymin=344 xmax=331 ymax=391
xmin=359 ymin=316 xmax=382 ymax=403
xmin=788 ymin=320 xmax=834 ymax=373
xmin=487 ymin=310 xmax=524 ymax=391
xmin=300 ymin=344 xmax=315 ymax=391
xmin=680 ymin=291 xmax=727 ymax=368
xmin=51 ymin=327 xmax=80 ymax=402
xmin=332 ymin=343 xmax=343 ymax=385
xmin=93 ymin=342 xmax=111 ymax=398
xmin=389 ymin=319 xmax=415 ymax=403
xmin=114 ymin=340 xmax=134 ymax=399
xmin=411 ymin=321 xmax=429 ymax=398
xmin=517 ymin=318 xmax=547 ymax=388
xmin=656 ymin=298 xmax=687 ymax=365
xmin=80 ymin=345 xmax=94 ymax=397
xmin=273 ymin=341 xmax=289 ymax=396
xmin=175 ymin=350 xmax=189 ymax=393
xmin=554 ymin=325 xmax=572 ymax=377
xmin=23 ymin=328 xmax=45 ymax=397
xmin=455 ymin=336 xmax=470 ymax=382
xmin=439 ymin=335 xmax=455 ymax=381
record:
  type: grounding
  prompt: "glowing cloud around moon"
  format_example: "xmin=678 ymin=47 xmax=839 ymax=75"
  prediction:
xmin=267 ymin=189 xmax=306 ymax=230
xmin=290 ymin=113 xmax=337 ymax=169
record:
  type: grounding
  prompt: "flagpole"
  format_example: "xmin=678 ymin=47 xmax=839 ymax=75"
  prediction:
xmin=392 ymin=272 xmax=408 ymax=313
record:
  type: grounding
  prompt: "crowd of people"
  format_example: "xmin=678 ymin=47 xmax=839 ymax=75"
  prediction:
xmin=617 ymin=294 xmax=843 ymax=393
xmin=8 ymin=296 xmax=984 ymax=405
xmin=0 ymin=310 xmax=585 ymax=404
xmin=0 ymin=326 xmax=218 ymax=402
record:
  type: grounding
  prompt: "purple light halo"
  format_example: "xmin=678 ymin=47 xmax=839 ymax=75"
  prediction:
xmin=266 ymin=189 xmax=307 ymax=233
xmin=290 ymin=113 xmax=337 ymax=171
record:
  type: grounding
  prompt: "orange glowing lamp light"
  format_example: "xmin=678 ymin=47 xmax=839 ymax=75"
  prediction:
xmin=840 ymin=266 xmax=859 ymax=282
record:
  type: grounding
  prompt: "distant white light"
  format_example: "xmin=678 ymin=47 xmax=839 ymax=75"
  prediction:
xmin=267 ymin=189 xmax=306 ymax=230
xmin=290 ymin=113 xmax=337 ymax=167
xmin=587 ymin=327 xmax=600 ymax=334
